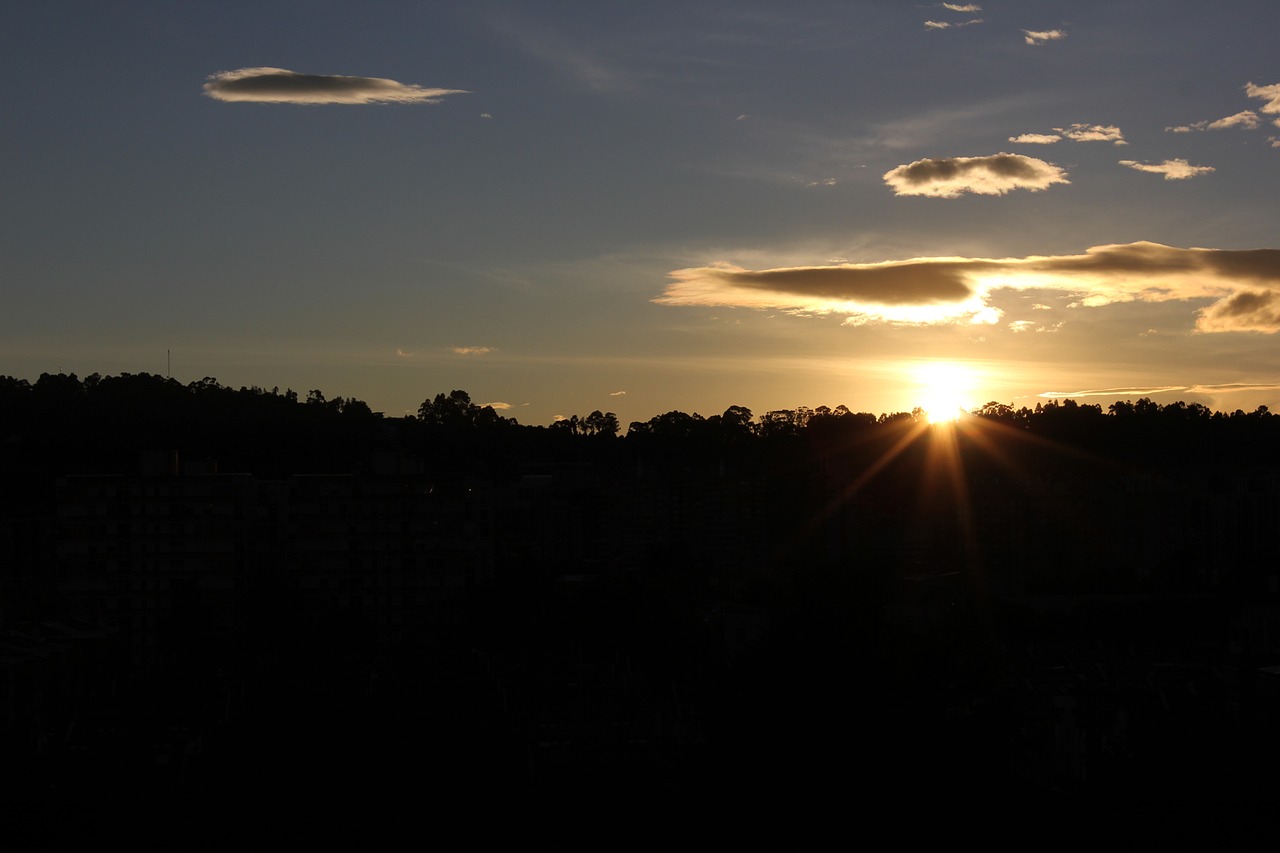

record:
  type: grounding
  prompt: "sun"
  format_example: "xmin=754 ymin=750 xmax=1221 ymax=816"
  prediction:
xmin=913 ymin=361 xmax=977 ymax=423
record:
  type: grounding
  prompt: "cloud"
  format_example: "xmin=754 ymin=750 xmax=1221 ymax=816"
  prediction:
xmin=452 ymin=346 xmax=494 ymax=356
xmin=1040 ymin=382 xmax=1280 ymax=400
xmin=883 ymin=153 xmax=1069 ymax=198
xmin=203 ymin=67 xmax=467 ymax=105
xmin=609 ymin=390 xmax=627 ymax=396
xmin=480 ymin=112 xmax=493 ymax=119
xmin=395 ymin=347 xmax=414 ymax=358
xmin=657 ymin=242 xmax=1280 ymax=332
xmin=1023 ymin=29 xmax=1066 ymax=45
xmin=1008 ymin=319 xmax=1061 ymax=333
xmin=482 ymin=401 xmax=512 ymax=410
xmin=925 ymin=17 xmax=982 ymax=29
xmin=1207 ymin=111 xmax=1260 ymax=130
xmin=1245 ymin=81 xmax=1280 ymax=115
xmin=1168 ymin=111 xmax=1261 ymax=133
xmin=1197 ymin=290 xmax=1280 ymax=332
xmin=1119 ymin=158 xmax=1215 ymax=180
xmin=1056 ymin=123 xmax=1127 ymax=144
xmin=1009 ymin=133 xmax=1061 ymax=144
xmin=943 ymin=3 xmax=982 ymax=11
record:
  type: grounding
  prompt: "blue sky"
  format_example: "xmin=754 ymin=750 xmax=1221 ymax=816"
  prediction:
xmin=5 ymin=1 xmax=1280 ymax=423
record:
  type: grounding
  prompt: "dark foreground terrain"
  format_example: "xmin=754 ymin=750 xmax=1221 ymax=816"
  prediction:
xmin=4 ymin=374 xmax=1279 ymax=834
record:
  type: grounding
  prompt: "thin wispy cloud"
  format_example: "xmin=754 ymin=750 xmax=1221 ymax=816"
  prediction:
xmin=1167 ymin=111 xmax=1260 ymax=133
xmin=609 ymin=390 xmax=627 ymax=396
xmin=452 ymin=346 xmax=494 ymax=356
xmin=883 ymin=153 xmax=1068 ymax=198
xmin=203 ymin=67 xmax=467 ymax=105
xmin=924 ymin=18 xmax=982 ymax=30
xmin=488 ymin=15 xmax=637 ymax=94
xmin=943 ymin=3 xmax=982 ymax=11
xmin=482 ymin=401 xmax=512 ymax=410
xmin=658 ymin=242 xmax=1280 ymax=333
xmin=1119 ymin=159 xmax=1215 ymax=180
xmin=1023 ymin=29 xmax=1066 ymax=45
xmin=1040 ymin=382 xmax=1280 ymax=400
xmin=1010 ymin=124 xmax=1126 ymax=145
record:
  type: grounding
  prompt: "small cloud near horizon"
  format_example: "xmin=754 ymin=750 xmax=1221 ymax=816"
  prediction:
xmin=452 ymin=346 xmax=494 ymax=356
xmin=609 ymin=390 xmax=627 ymax=396
xmin=1119 ymin=158 xmax=1215 ymax=180
xmin=883 ymin=153 xmax=1068 ymax=198
xmin=395 ymin=348 xmax=413 ymax=358
xmin=1023 ymin=29 xmax=1066 ymax=45
xmin=482 ymin=401 xmax=512 ymax=410
xmin=1040 ymin=382 xmax=1280 ymax=401
xmin=203 ymin=67 xmax=467 ymax=105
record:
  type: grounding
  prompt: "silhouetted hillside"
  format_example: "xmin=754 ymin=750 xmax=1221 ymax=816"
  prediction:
xmin=3 ymin=372 xmax=1279 ymax=818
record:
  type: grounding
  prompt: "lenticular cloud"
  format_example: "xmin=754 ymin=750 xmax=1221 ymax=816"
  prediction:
xmin=203 ymin=67 xmax=467 ymax=105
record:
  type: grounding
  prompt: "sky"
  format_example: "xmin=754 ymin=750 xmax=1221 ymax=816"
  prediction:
xmin=4 ymin=1 xmax=1280 ymax=425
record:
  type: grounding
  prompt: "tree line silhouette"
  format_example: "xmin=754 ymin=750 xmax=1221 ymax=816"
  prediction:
xmin=3 ymin=371 xmax=1278 ymax=475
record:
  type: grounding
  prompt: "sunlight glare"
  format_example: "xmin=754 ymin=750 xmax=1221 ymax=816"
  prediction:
xmin=914 ymin=361 xmax=977 ymax=423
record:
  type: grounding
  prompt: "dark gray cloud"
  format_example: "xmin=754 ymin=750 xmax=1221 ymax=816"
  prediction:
xmin=1198 ymin=289 xmax=1280 ymax=332
xmin=681 ymin=263 xmax=975 ymax=304
xmin=204 ymin=67 xmax=467 ymax=104
xmin=883 ymin=153 xmax=1068 ymax=197
xmin=658 ymin=242 xmax=1280 ymax=332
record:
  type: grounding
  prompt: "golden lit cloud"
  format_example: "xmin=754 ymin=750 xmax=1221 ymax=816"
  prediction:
xmin=1056 ymin=123 xmax=1127 ymax=144
xmin=883 ymin=153 xmax=1068 ymax=197
xmin=1245 ymin=81 xmax=1280 ymax=115
xmin=1207 ymin=111 xmax=1260 ymax=129
xmin=1196 ymin=290 xmax=1280 ymax=333
xmin=203 ymin=67 xmax=467 ymax=104
xmin=1008 ymin=133 xmax=1061 ymax=144
xmin=482 ymin=401 xmax=512 ymax=410
xmin=1119 ymin=158 xmax=1215 ymax=180
xmin=609 ymin=390 xmax=627 ymax=396
xmin=658 ymin=242 xmax=1280 ymax=333
xmin=1167 ymin=111 xmax=1260 ymax=133
xmin=1023 ymin=29 xmax=1065 ymax=45
xmin=452 ymin=346 xmax=494 ymax=356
